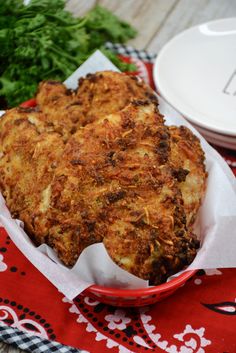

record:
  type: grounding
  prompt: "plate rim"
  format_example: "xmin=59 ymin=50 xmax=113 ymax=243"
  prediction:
xmin=190 ymin=122 xmax=236 ymax=149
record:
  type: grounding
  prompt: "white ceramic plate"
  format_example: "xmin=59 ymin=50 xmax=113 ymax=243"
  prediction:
xmin=190 ymin=122 xmax=236 ymax=150
xmin=154 ymin=18 xmax=236 ymax=137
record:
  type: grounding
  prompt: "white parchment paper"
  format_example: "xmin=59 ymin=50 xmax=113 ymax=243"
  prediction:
xmin=0 ymin=50 xmax=236 ymax=300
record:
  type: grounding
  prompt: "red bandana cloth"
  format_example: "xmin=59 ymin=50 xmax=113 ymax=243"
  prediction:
xmin=0 ymin=55 xmax=235 ymax=353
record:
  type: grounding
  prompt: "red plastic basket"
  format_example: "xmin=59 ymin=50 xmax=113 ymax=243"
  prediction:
xmin=82 ymin=270 xmax=196 ymax=307
xmin=20 ymin=98 xmax=197 ymax=307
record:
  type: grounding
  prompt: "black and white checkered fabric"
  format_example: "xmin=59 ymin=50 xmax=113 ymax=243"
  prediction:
xmin=105 ymin=42 xmax=157 ymax=63
xmin=0 ymin=324 xmax=88 ymax=353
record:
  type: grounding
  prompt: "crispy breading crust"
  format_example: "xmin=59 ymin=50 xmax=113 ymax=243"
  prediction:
xmin=0 ymin=107 xmax=64 ymax=243
xmin=36 ymin=71 xmax=158 ymax=139
xmin=169 ymin=125 xmax=207 ymax=226
xmin=0 ymin=71 xmax=206 ymax=285
xmin=42 ymin=102 xmax=198 ymax=284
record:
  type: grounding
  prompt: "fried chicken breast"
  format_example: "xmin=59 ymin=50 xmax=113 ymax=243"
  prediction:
xmin=0 ymin=70 xmax=206 ymax=285
xmin=0 ymin=106 xmax=64 ymax=243
xmin=40 ymin=101 xmax=198 ymax=284
xmin=169 ymin=126 xmax=207 ymax=226
xmin=36 ymin=73 xmax=207 ymax=229
xmin=36 ymin=71 xmax=158 ymax=139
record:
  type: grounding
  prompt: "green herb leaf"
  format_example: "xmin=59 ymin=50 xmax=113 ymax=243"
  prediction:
xmin=0 ymin=0 xmax=137 ymax=108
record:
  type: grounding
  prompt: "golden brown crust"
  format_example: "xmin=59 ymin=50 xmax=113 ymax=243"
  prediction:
xmin=169 ymin=125 xmax=207 ymax=226
xmin=0 ymin=107 xmax=64 ymax=243
xmin=41 ymin=102 xmax=198 ymax=284
xmin=0 ymin=71 xmax=206 ymax=285
xmin=36 ymin=71 xmax=159 ymax=140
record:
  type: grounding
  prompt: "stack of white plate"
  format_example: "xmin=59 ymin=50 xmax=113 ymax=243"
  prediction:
xmin=153 ymin=18 xmax=236 ymax=150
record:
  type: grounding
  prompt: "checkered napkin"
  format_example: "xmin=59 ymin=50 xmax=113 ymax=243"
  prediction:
xmin=105 ymin=42 xmax=157 ymax=62
xmin=0 ymin=324 xmax=87 ymax=353
xmin=0 ymin=43 xmax=155 ymax=353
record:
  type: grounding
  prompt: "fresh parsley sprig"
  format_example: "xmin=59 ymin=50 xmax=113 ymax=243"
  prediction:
xmin=0 ymin=0 xmax=137 ymax=107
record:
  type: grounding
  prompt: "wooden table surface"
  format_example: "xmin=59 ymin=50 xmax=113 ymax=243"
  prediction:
xmin=1 ymin=0 xmax=236 ymax=352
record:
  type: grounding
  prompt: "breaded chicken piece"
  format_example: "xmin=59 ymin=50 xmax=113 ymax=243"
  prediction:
xmin=36 ymin=81 xmax=77 ymax=140
xmin=75 ymin=71 xmax=158 ymax=125
xmin=0 ymin=71 xmax=206 ymax=285
xmin=42 ymin=101 xmax=198 ymax=284
xmin=36 ymin=71 xmax=158 ymax=139
xmin=169 ymin=125 xmax=207 ymax=226
xmin=36 ymin=72 xmax=206 ymax=230
xmin=0 ymin=106 xmax=64 ymax=243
